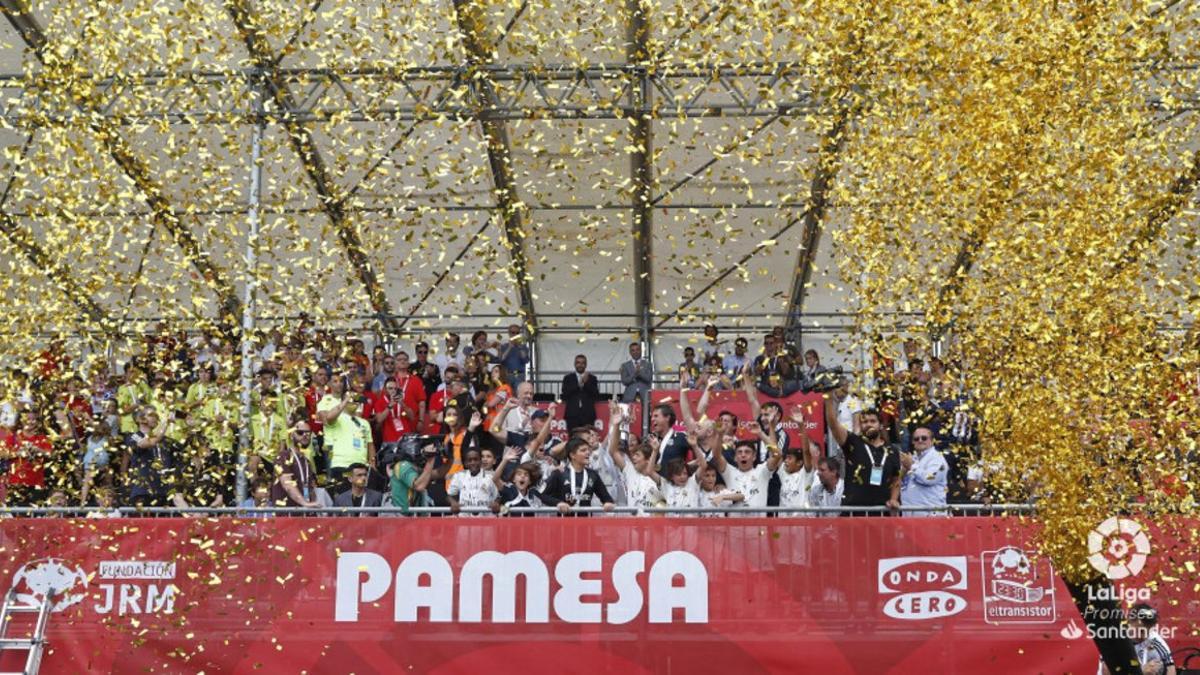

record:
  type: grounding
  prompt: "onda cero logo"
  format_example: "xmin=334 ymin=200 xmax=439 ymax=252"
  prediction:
xmin=877 ymin=556 xmax=968 ymax=620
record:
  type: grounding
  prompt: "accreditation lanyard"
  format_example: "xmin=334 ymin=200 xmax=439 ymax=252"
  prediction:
xmin=569 ymin=466 xmax=589 ymax=502
xmin=867 ymin=444 xmax=887 ymax=486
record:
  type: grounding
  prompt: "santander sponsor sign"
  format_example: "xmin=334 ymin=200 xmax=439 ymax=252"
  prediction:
xmin=877 ymin=556 xmax=968 ymax=620
xmin=335 ymin=549 xmax=709 ymax=624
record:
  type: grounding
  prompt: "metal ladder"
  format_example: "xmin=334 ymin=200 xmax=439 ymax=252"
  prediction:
xmin=0 ymin=588 xmax=54 ymax=675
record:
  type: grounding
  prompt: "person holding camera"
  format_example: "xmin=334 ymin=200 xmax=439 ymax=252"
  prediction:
xmin=389 ymin=439 xmax=438 ymax=515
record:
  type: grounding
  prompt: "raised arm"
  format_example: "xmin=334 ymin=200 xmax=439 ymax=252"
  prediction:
xmin=756 ymin=425 xmax=784 ymax=472
xmin=678 ymin=372 xmax=699 ymax=433
xmin=741 ymin=364 xmax=762 ymax=421
xmin=695 ymin=377 xmax=716 ymax=419
xmin=527 ymin=403 xmax=557 ymax=454
xmin=493 ymin=446 xmax=521 ymax=490
xmin=607 ymin=405 xmax=627 ymax=470
xmin=791 ymin=405 xmax=819 ymax=471
xmin=824 ymin=392 xmax=849 ymax=449
xmin=489 ymin=397 xmax=518 ymax=443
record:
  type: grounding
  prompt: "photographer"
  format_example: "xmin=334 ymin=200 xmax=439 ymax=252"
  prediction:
xmin=388 ymin=439 xmax=438 ymax=515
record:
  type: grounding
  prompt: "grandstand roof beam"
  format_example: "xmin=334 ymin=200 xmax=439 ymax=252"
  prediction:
xmin=223 ymin=0 xmax=402 ymax=335
xmin=0 ymin=211 xmax=116 ymax=336
xmin=0 ymin=0 xmax=243 ymax=334
xmin=449 ymin=0 xmax=539 ymax=335
xmin=783 ymin=106 xmax=853 ymax=341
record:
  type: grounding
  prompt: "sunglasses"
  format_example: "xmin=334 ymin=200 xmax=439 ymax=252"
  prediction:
xmin=295 ymin=429 xmax=313 ymax=435
xmin=913 ymin=435 xmax=932 ymax=441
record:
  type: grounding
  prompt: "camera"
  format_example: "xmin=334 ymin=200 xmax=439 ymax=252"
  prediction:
xmin=801 ymin=366 xmax=844 ymax=394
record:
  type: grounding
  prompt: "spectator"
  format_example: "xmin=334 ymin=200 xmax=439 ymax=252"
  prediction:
xmin=542 ymin=437 xmax=616 ymax=515
xmin=744 ymin=370 xmax=789 ymax=506
xmin=829 ymin=379 xmax=862 ymax=459
xmin=248 ymin=389 xmax=288 ymax=479
xmin=799 ymin=349 xmax=828 ymax=387
xmin=370 ymin=353 xmax=396 ymax=393
xmin=561 ymin=355 xmax=601 ymax=432
xmin=709 ymin=435 xmax=782 ymax=515
xmin=753 ymin=333 xmax=793 ymax=397
xmin=116 ymin=365 xmax=151 ymax=435
xmin=393 ymin=352 xmax=428 ymax=431
xmin=607 ymin=406 xmax=662 ymax=510
xmin=807 ymin=457 xmax=845 ymax=516
xmin=463 ymin=330 xmax=497 ymax=362
xmin=492 ymin=452 xmax=547 ymax=516
xmin=619 ymin=342 xmax=653 ymax=404
xmin=701 ymin=323 xmax=724 ymax=361
xmin=700 ymin=355 xmax=734 ymax=391
xmin=389 ymin=441 xmax=437 ymax=515
xmin=492 ymin=382 xmax=536 ymax=439
xmin=85 ymin=486 xmax=121 ymax=518
xmin=239 ymin=478 xmax=273 ymax=510
xmin=482 ymin=364 xmax=514 ymax=429
xmin=425 ymin=367 xmax=463 ymax=434
xmin=433 ymin=332 xmax=463 ymax=376
xmin=651 ymin=431 xmax=707 ymax=514
xmin=899 ymin=426 xmax=948 ymax=517
xmin=172 ymin=438 xmax=234 ymax=509
xmin=5 ymin=411 xmax=51 ymax=506
xmin=779 ymin=433 xmax=820 ymax=508
xmin=317 ymin=372 xmax=374 ymax=485
xmin=722 ymin=337 xmax=750 ymax=377
xmin=271 ymin=421 xmax=321 ymax=508
xmin=125 ymin=406 xmax=178 ymax=508
xmin=334 ymin=463 xmax=385 ymax=511
xmin=448 ymin=447 xmax=497 ymax=515
xmin=824 ymin=397 xmax=901 ymax=515
xmin=411 ymin=341 xmax=441 ymax=395
xmin=679 ymin=347 xmax=701 ymax=389
xmin=79 ymin=419 xmax=113 ymax=505
xmin=648 ymin=402 xmax=690 ymax=477
xmin=497 ymin=324 xmax=531 ymax=386
xmin=697 ymin=464 xmax=742 ymax=515
xmin=441 ymin=406 xmax=482 ymax=487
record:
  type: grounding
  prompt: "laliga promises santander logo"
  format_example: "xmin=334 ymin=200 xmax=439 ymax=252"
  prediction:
xmin=1087 ymin=517 xmax=1150 ymax=580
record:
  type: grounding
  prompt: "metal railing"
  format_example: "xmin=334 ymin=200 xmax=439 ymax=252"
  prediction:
xmin=0 ymin=504 xmax=1035 ymax=518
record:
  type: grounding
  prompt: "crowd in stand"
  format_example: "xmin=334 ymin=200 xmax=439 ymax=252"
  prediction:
xmin=0 ymin=320 xmax=987 ymax=516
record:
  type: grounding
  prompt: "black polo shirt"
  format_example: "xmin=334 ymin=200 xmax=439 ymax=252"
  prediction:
xmin=840 ymin=432 xmax=901 ymax=507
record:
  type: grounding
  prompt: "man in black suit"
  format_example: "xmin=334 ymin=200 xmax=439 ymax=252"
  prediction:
xmin=561 ymin=354 xmax=601 ymax=432
xmin=333 ymin=463 xmax=385 ymax=514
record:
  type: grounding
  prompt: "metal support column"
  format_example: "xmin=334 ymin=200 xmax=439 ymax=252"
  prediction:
xmin=628 ymin=0 xmax=655 ymax=434
xmin=236 ymin=82 xmax=265 ymax=504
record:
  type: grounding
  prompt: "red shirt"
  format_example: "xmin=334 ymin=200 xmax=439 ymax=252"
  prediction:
xmin=305 ymin=385 xmax=327 ymax=434
xmin=63 ymin=395 xmax=92 ymax=437
xmin=383 ymin=375 xmax=426 ymax=439
xmin=7 ymin=431 xmax=50 ymax=487
xmin=425 ymin=389 xmax=450 ymax=434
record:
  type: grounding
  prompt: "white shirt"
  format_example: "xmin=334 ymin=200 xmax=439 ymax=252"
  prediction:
xmin=698 ymin=487 xmax=736 ymax=517
xmin=779 ymin=467 xmax=816 ymax=508
xmin=433 ymin=352 xmax=464 ymax=376
xmin=721 ymin=462 xmax=775 ymax=510
xmin=808 ymin=479 xmax=845 ymax=517
xmin=521 ymin=450 xmax=560 ymax=493
xmin=448 ymin=470 xmax=498 ymax=512
xmin=589 ymin=443 xmax=626 ymax=506
xmin=660 ymin=474 xmax=700 ymax=513
xmin=503 ymin=406 xmax=533 ymax=435
xmin=622 ymin=461 xmax=662 ymax=510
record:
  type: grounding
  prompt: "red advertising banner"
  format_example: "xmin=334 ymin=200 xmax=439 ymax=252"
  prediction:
xmin=536 ymin=389 xmax=827 ymax=449
xmin=2 ymin=516 xmax=1196 ymax=674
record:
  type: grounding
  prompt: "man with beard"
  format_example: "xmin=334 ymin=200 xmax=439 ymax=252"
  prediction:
xmin=824 ymin=395 xmax=901 ymax=515
xmin=271 ymin=420 xmax=322 ymax=508
xmin=561 ymin=355 xmax=600 ymax=432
